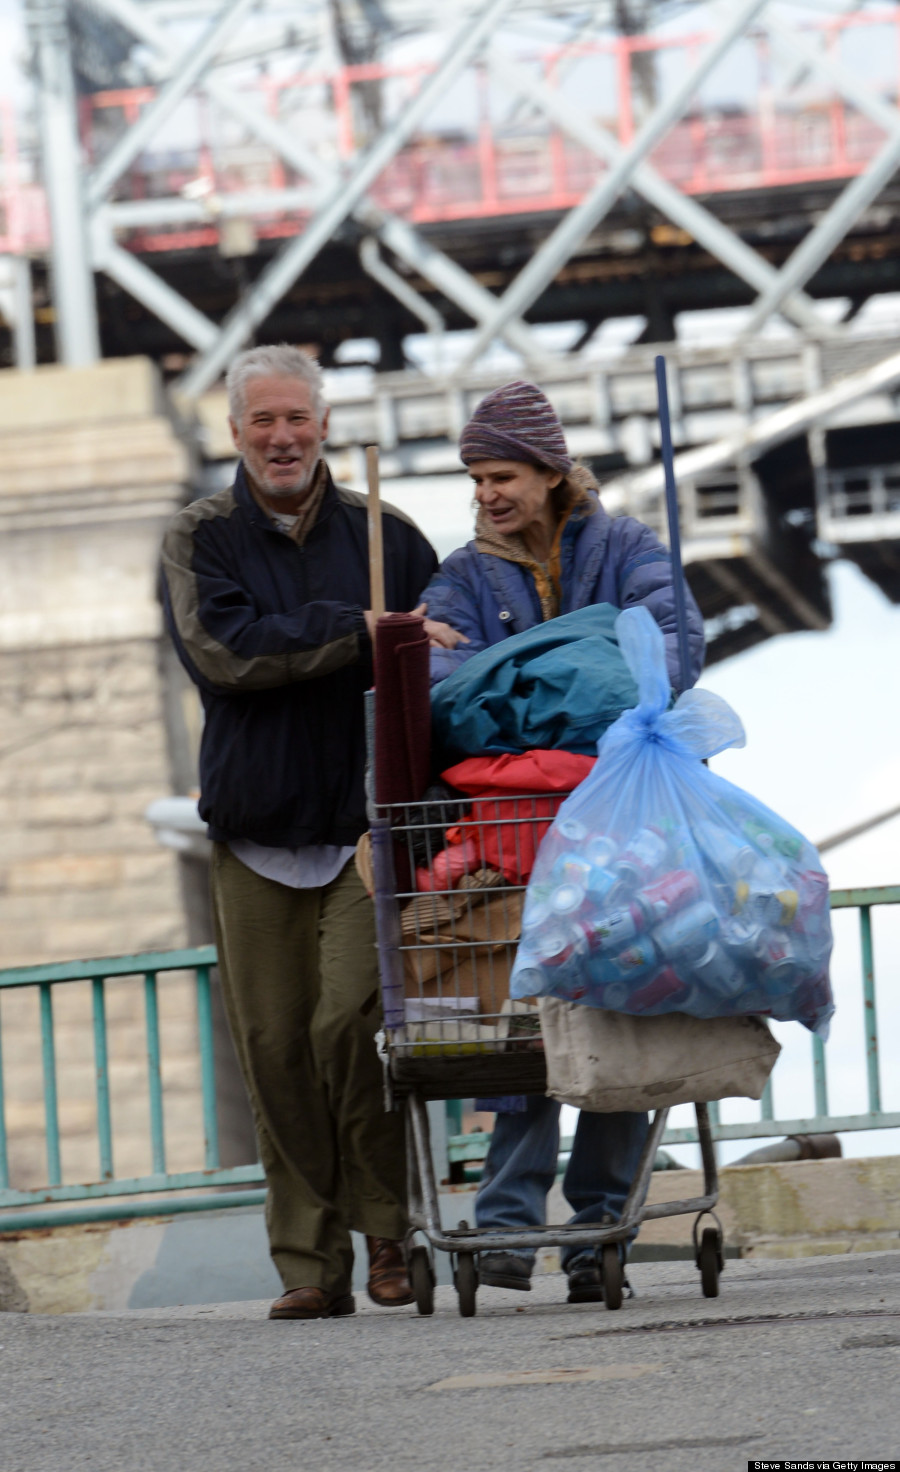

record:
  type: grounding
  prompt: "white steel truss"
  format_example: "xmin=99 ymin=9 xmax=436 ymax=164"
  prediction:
xmin=19 ymin=0 xmax=900 ymax=402
xmin=598 ymin=341 xmax=900 ymax=510
xmin=175 ymin=0 xmax=523 ymax=396
xmin=739 ymin=11 xmax=900 ymax=337
xmin=482 ymin=50 xmax=835 ymax=354
xmin=87 ymin=0 xmax=544 ymax=380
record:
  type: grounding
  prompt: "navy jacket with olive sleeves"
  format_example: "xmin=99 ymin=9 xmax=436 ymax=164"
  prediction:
xmin=161 ymin=461 xmax=437 ymax=847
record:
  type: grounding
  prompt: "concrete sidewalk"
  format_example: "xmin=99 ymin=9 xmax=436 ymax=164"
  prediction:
xmin=1 ymin=1250 xmax=898 ymax=1472
xmin=5 ymin=1154 xmax=898 ymax=1315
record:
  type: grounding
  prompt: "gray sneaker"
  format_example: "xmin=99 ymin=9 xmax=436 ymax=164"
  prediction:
xmin=478 ymin=1252 xmax=533 ymax=1290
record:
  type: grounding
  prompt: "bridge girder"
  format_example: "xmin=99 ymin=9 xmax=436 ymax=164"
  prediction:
xmin=21 ymin=0 xmax=900 ymax=392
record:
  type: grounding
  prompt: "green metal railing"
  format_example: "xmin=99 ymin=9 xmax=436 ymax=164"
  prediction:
xmin=0 ymin=886 xmax=898 ymax=1233
xmin=0 ymin=947 xmax=266 ymax=1231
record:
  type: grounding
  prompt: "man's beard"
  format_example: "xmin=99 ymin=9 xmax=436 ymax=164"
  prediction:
xmin=255 ymin=456 xmax=318 ymax=498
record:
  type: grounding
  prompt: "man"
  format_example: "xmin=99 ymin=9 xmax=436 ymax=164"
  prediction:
xmin=161 ymin=343 xmax=455 ymax=1320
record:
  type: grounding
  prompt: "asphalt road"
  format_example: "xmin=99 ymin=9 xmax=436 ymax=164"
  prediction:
xmin=0 ymin=1251 xmax=898 ymax=1472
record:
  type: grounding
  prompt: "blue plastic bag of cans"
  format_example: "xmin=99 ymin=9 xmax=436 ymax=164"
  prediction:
xmin=509 ymin=607 xmax=835 ymax=1039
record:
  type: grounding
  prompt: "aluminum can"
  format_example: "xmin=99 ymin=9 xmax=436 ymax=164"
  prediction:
xmin=755 ymin=930 xmax=800 ymax=992
xmin=653 ymin=901 xmax=719 ymax=959
xmin=734 ymin=882 xmax=798 ymax=928
xmin=527 ymin=928 xmax=586 ymax=997
xmin=794 ymin=971 xmax=833 ymax=1027
xmin=662 ymin=827 xmax=697 ymax=870
xmin=510 ymin=964 xmax=546 ymax=998
xmin=719 ymin=916 xmax=765 ymax=963
xmin=580 ymin=903 xmax=644 ymax=953
xmin=535 ymin=925 xmax=571 ymax=964
xmin=741 ymin=817 xmax=803 ymax=861
xmin=693 ymin=821 xmax=757 ymax=879
xmin=792 ymin=870 xmax=831 ymax=941
xmin=623 ymin=966 xmax=688 ymax=1014
xmin=613 ymin=827 xmax=668 ymax=888
xmin=549 ymin=883 xmax=586 ymax=918
xmin=673 ymin=982 xmax=723 ymax=1018
xmin=523 ymin=894 xmax=554 ymax=927
xmin=796 ymin=868 xmax=829 ymax=913
xmin=552 ymin=851 xmax=592 ymax=890
xmin=520 ymin=895 xmax=556 ymax=947
xmin=635 ymin=869 xmax=701 ymax=925
xmin=584 ymin=835 xmax=618 ymax=869
xmin=600 ymin=980 xmax=632 ymax=1010
xmin=691 ymin=941 xmax=745 ymax=998
xmin=557 ymin=816 xmax=588 ymax=845
xmin=590 ymin=937 xmax=659 ymax=986
xmin=585 ymin=864 xmax=622 ymax=908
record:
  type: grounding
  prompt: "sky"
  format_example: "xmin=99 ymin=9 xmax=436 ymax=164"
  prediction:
xmin=2 ymin=0 xmax=896 ymax=1167
xmin=0 ymin=0 xmax=26 ymax=107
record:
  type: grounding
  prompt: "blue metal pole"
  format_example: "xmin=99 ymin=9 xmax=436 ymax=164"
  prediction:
xmin=654 ymin=354 xmax=693 ymax=692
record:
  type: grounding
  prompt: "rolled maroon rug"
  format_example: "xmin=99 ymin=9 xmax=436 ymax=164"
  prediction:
xmin=374 ymin=612 xmax=431 ymax=807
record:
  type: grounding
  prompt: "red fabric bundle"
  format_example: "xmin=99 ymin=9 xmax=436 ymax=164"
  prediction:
xmin=443 ymin=751 xmax=595 ymax=794
xmin=440 ymin=751 xmax=596 ymax=885
xmin=374 ymin=612 xmax=431 ymax=807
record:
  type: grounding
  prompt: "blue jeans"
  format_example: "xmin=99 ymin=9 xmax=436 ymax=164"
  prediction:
xmin=474 ymin=1097 xmax=650 ymax=1270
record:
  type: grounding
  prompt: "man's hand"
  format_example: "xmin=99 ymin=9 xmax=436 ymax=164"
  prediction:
xmin=413 ymin=603 xmax=470 ymax=651
xmin=363 ymin=609 xmax=377 ymax=641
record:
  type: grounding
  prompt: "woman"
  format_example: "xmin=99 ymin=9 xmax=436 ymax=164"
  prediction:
xmin=419 ymin=380 xmax=705 ymax=1303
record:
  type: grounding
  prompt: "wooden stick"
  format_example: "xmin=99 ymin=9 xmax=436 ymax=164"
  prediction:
xmin=366 ymin=443 xmax=385 ymax=621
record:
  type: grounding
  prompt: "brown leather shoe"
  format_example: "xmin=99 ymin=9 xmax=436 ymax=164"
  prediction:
xmin=268 ymin=1286 xmax=355 ymax=1320
xmin=366 ymin=1236 xmax=415 ymax=1307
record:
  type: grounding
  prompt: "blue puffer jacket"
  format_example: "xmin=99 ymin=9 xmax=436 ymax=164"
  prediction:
xmin=422 ymin=492 xmax=705 ymax=690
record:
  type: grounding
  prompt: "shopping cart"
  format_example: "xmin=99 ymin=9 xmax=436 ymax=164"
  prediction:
xmin=368 ymin=792 xmax=725 ymax=1318
xmin=366 ymin=355 xmax=723 ymax=1317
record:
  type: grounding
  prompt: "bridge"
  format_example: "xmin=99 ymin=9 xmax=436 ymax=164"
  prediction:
xmin=3 ymin=0 xmax=900 ymax=658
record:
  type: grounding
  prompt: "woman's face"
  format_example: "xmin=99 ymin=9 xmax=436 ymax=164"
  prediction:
xmin=468 ymin=459 xmax=562 ymax=539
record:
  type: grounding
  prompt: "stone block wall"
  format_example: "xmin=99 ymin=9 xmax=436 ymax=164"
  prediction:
xmin=0 ymin=358 xmax=244 ymax=1193
xmin=0 ymin=640 xmax=184 ymax=965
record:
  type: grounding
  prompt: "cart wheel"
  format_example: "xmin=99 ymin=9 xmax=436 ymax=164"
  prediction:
xmin=601 ymin=1244 xmax=623 ymax=1311
xmin=409 ymin=1246 xmax=435 ymax=1316
xmin=455 ymin=1253 xmax=478 ymax=1317
xmin=699 ymin=1227 xmax=721 ymax=1298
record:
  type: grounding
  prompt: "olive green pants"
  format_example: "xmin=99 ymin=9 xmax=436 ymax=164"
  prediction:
xmin=210 ymin=843 xmax=408 ymax=1294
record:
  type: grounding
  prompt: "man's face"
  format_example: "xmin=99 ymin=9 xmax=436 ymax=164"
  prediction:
xmin=229 ymin=374 xmax=330 ymax=502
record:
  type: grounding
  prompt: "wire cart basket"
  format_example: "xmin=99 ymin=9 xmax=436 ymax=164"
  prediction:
xmin=369 ymin=790 xmax=725 ymax=1318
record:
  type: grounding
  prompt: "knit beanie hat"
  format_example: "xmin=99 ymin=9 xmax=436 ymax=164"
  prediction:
xmin=459 ymin=380 xmax=573 ymax=474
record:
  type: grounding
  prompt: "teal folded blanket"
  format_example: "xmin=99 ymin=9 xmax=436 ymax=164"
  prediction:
xmin=431 ymin=604 xmax=640 ymax=758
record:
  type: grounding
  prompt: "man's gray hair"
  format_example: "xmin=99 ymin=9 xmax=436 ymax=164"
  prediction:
xmin=226 ymin=343 xmax=326 ymax=423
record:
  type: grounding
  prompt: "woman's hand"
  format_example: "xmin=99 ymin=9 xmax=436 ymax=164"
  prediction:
xmin=413 ymin=602 xmax=470 ymax=650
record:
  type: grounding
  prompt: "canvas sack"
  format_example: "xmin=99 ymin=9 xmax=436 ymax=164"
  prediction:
xmin=539 ymin=999 xmax=780 ymax=1113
